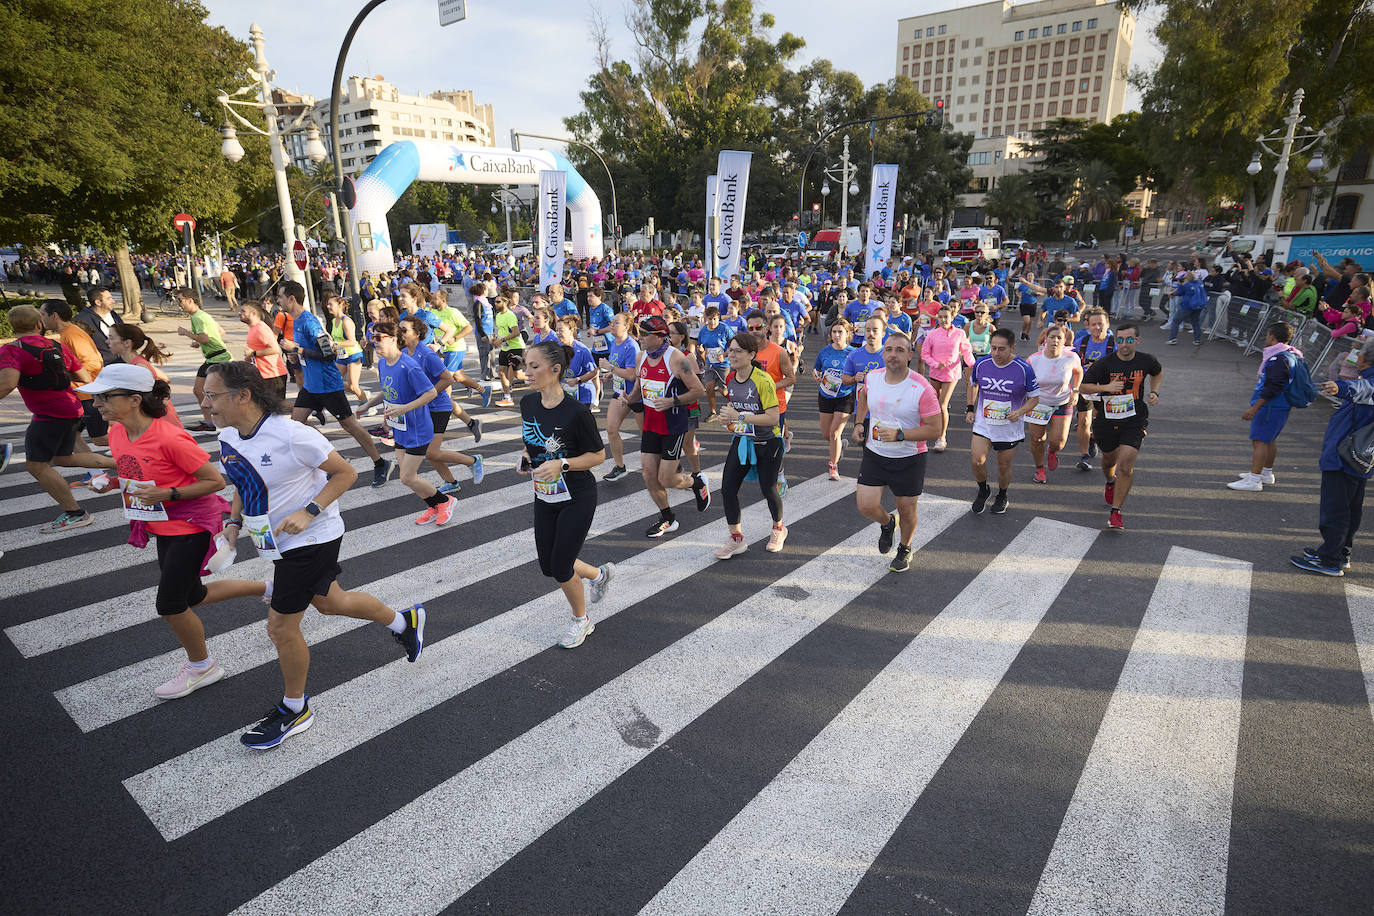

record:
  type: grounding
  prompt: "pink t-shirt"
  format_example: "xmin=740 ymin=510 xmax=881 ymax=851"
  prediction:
xmin=862 ymin=368 xmax=942 ymax=457
xmin=247 ymin=322 xmax=287 ymax=379
xmin=0 ymin=335 xmax=84 ymax=419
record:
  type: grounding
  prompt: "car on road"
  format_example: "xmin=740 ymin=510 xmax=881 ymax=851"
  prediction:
xmin=1002 ymin=238 xmax=1030 ymax=259
xmin=1206 ymin=224 xmax=1237 ymax=244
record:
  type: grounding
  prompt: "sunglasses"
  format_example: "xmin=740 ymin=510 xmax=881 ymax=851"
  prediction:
xmin=747 ymin=325 xmax=765 ymax=331
xmin=1114 ymin=335 xmax=1137 ymax=344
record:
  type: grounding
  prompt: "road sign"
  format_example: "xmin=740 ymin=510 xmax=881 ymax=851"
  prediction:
xmin=1125 ymin=227 xmax=1135 ymax=238
xmin=438 ymin=0 xmax=466 ymax=26
xmin=798 ymin=231 xmax=808 ymax=248
xmin=292 ymin=239 xmax=309 ymax=271
xmin=172 ymin=212 xmax=195 ymax=232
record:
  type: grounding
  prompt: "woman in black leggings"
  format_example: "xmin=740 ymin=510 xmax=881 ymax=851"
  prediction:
xmin=712 ymin=331 xmax=787 ymax=559
xmin=518 ymin=340 xmax=613 ymax=649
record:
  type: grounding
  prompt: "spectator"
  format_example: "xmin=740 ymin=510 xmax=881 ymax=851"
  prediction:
xmin=1283 ymin=272 xmax=1320 ymax=318
xmin=73 ymin=287 xmax=126 ymax=363
xmin=1229 ymin=322 xmax=1300 ymax=492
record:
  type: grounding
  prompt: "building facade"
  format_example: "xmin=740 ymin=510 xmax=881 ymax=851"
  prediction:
xmin=1282 ymin=148 xmax=1374 ymax=234
xmin=285 ymin=76 xmax=496 ymax=175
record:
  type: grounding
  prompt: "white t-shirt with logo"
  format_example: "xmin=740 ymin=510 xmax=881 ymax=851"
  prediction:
xmin=217 ymin=414 xmax=345 ymax=554
xmin=863 ymin=368 xmax=942 ymax=459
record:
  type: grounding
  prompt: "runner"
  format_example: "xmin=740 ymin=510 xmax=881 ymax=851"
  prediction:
xmin=109 ymin=323 xmax=183 ymax=428
xmin=966 ymin=328 xmax=1040 ymax=514
xmin=601 ymin=313 xmax=641 ymax=481
xmin=173 ymin=288 xmax=231 ymax=432
xmin=1025 ymin=325 xmax=1083 ymax=483
xmin=518 ymin=340 xmax=613 ymax=649
xmin=814 ymin=320 xmax=855 ymax=480
xmin=325 ymin=295 xmax=365 ymax=404
xmin=712 ymin=331 xmax=787 ymax=558
xmin=919 ymin=304 xmax=974 ymax=452
xmin=0 ymin=304 xmax=115 ymax=533
xmin=556 ymin=316 xmax=599 ymax=414
xmin=43 ymin=299 xmax=109 ymax=454
xmin=586 ymin=288 xmax=616 ymax=407
xmin=278 ymin=281 xmax=393 ymax=488
xmin=966 ymin=304 xmax=996 ymax=357
xmin=393 ymin=316 xmax=484 ymax=499
xmin=850 ymin=331 xmax=944 ymax=573
xmin=77 ymin=363 xmax=267 ymax=699
xmin=1017 ymin=273 xmax=1049 ymax=340
xmin=1071 ymin=307 xmax=1114 ymax=470
xmin=205 ymin=361 xmax=425 ymax=749
xmin=622 ymin=315 xmax=709 ymax=537
xmin=237 ymin=300 xmax=288 ymax=402
xmin=696 ymin=305 xmax=733 ymax=419
xmin=430 ymin=288 xmax=491 ymax=411
xmin=1077 ymin=322 xmax=1163 ymax=530
xmin=491 ymin=293 xmax=525 ymax=407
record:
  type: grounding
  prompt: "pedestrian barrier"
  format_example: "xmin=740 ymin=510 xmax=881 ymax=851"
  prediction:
xmin=1290 ymin=319 xmax=1336 ymax=369
xmin=1206 ymin=295 xmax=1271 ymax=352
xmin=1312 ymin=333 xmax=1360 ymax=386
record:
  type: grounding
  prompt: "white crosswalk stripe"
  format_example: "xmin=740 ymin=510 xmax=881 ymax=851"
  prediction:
xmin=1346 ymin=583 xmax=1374 ymax=725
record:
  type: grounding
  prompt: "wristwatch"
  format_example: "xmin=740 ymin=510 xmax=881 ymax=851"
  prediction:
xmin=896 ymin=428 xmax=906 ymax=441
xmin=560 ymin=459 xmax=571 ymax=473
xmin=305 ymin=501 xmax=322 ymax=517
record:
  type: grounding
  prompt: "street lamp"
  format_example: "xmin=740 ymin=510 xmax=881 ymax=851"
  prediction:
xmin=818 ymin=135 xmax=862 ymax=257
xmin=1247 ymin=87 xmax=1326 ymax=258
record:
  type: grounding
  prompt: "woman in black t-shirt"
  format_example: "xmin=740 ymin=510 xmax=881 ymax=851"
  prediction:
xmin=519 ymin=340 xmax=613 ymax=649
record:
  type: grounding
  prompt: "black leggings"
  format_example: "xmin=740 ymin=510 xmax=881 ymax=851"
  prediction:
xmin=722 ymin=436 xmax=784 ymax=526
xmin=155 ymin=531 xmax=211 ymax=615
xmin=533 ymin=488 xmax=598 ymax=583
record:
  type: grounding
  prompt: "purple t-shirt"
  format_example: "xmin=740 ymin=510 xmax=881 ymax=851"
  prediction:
xmin=970 ymin=355 xmax=1040 ymax=442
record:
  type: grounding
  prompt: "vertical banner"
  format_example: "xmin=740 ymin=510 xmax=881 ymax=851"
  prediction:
xmin=864 ymin=163 xmax=899 ymax=272
xmin=538 ymin=170 xmax=567 ymax=291
xmin=705 ymin=174 xmax=718 ymax=277
xmin=711 ymin=151 xmax=752 ymax=282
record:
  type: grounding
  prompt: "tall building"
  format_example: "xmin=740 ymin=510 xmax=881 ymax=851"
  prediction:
xmin=288 ymin=76 xmax=496 ymax=174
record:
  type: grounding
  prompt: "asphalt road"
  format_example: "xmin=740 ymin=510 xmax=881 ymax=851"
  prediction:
xmin=1 ymin=291 xmax=1371 ymax=915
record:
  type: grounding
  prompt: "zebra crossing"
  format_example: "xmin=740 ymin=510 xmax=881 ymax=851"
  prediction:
xmin=2 ymin=405 xmax=1372 ymax=914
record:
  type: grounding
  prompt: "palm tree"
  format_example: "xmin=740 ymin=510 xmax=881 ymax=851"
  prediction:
xmin=1072 ymin=159 xmax=1121 ymax=228
xmin=982 ymin=173 xmax=1039 ymax=235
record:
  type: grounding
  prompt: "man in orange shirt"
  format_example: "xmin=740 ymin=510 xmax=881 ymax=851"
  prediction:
xmin=219 ymin=265 xmax=238 ymax=308
xmin=745 ymin=308 xmax=796 ymax=449
xmin=41 ymin=300 xmax=109 ymax=449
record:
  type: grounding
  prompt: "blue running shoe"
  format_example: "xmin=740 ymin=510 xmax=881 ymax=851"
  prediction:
xmin=471 ymin=454 xmax=485 ymax=485
xmin=394 ymin=604 xmax=426 ymax=662
xmin=480 ymin=384 xmax=493 ymax=408
xmin=241 ymin=700 xmax=313 ymax=749
xmin=1290 ymin=554 xmax=1344 ymax=577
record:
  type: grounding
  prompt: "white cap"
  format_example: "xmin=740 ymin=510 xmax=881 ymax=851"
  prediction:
xmin=75 ymin=363 xmax=156 ymax=394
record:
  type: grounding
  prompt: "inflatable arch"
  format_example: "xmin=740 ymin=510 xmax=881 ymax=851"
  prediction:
xmin=348 ymin=140 xmax=604 ymax=276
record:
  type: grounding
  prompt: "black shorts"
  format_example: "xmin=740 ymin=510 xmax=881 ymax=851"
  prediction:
xmin=270 ymin=537 xmax=344 ymax=614
xmin=430 ymin=409 xmax=452 ymax=435
xmin=640 ymin=428 xmax=686 ymax=460
xmin=1020 ymin=303 xmax=1038 ymax=317
xmin=80 ymin=398 xmax=109 ymax=438
xmin=401 ymin=444 xmax=429 ymax=456
xmin=1076 ymin=396 xmax=1096 ymax=414
xmin=197 ymin=358 xmax=229 ymax=379
xmin=294 ymin=387 xmax=353 ymax=420
xmin=499 ymin=349 xmax=524 ymax=368
xmin=972 ymin=433 xmax=1024 ymax=452
xmin=25 ymin=416 xmax=82 ymax=463
xmin=818 ymin=392 xmax=855 ymax=414
xmin=154 ymin=531 xmax=211 ymax=615
xmin=703 ymin=364 xmax=728 ymax=386
xmin=1092 ymin=419 xmax=1147 ymax=453
xmin=857 ymin=448 xmax=928 ymax=498
xmin=265 ymin=374 xmax=289 ymax=401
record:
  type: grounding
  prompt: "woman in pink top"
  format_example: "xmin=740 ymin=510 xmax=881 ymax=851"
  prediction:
xmin=919 ymin=303 xmax=974 ymax=452
xmin=109 ymin=324 xmax=183 ymax=428
xmin=957 ymin=276 xmax=982 ymax=315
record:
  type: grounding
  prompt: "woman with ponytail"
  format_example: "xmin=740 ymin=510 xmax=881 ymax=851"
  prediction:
xmin=109 ymin=323 xmax=182 ymax=427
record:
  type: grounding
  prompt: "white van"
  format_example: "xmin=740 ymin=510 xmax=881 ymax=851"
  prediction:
xmin=945 ymin=228 xmax=1002 ymax=265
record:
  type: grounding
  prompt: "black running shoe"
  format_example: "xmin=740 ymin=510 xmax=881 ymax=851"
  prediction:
xmin=372 ymin=459 xmax=394 ymax=488
xmin=972 ymin=484 xmax=992 ymax=514
xmin=991 ymin=492 xmax=1009 ymax=514
xmin=1076 ymin=456 xmax=1092 ymax=472
xmin=604 ymin=465 xmax=628 ymax=481
xmin=241 ymin=700 xmax=314 ymax=749
xmin=1088 ymin=438 xmax=1098 ymax=458
xmin=467 ymin=418 xmax=483 ymax=444
xmin=889 ymin=545 xmax=912 ymax=573
xmin=394 ymin=603 xmax=426 ymax=662
xmin=693 ymin=475 xmax=711 ymax=512
xmin=646 ymin=517 xmax=679 ymax=538
xmin=877 ymin=512 xmax=896 ymax=554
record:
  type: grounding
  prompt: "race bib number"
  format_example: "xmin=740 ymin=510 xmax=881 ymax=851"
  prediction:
xmin=727 ymin=419 xmax=755 ymax=436
xmin=384 ymin=403 xmax=407 ymax=431
xmin=1150 ymin=287 xmax=1160 ymax=297
xmin=820 ymin=368 xmax=843 ymax=397
xmin=533 ymin=471 xmax=572 ymax=503
xmin=1346 ymin=348 xmax=1361 ymax=366
xmin=982 ymin=400 xmax=1011 ymax=425
xmin=1239 ymin=304 xmax=1251 ymax=316
xmin=642 ymin=378 xmax=667 ymax=400
xmin=919 ymin=313 xmax=933 ymax=329
xmin=1024 ymin=403 xmax=1054 ymax=425
xmin=612 ymin=376 xmax=627 ymax=396
xmin=705 ymin=346 xmax=725 ymax=365
xmin=1104 ymin=394 xmax=1136 ymax=419
xmin=243 ymin=511 xmax=282 ymax=561
xmin=120 ymin=478 xmax=168 ymax=522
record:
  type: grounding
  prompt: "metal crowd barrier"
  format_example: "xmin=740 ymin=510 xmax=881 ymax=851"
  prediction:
xmin=1206 ymin=295 xmax=1271 ymax=353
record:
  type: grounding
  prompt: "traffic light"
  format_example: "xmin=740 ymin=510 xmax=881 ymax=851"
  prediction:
xmin=924 ymin=109 xmax=936 ymax=127
xmin=936 ymin=99 xmax=945 ymax=126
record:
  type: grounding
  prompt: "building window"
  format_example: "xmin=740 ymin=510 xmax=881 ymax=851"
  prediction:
xmin=1087 ymin=17 xmax=1097 ymax=28
xmin=926 ymin=27 xmax=935 ymax=36
xmin=1070 ymin=38 xmax=1080 ymax=54
xmin=992 ymin=127 xmax=1002 ymax=138
xmin=995 ymin=88 xmax=1005 ymax=102
xmin=957 ymin=95 xmax=964 ymax=104
xmin=926 ymin=42 xmax=934 ymax=55
xmin=1049 ymin=82 xmax=1059 ymax=96
xmin=959 ymin=77 xmax=967 ymax=86
xmin=1067 ymin=60 xmax=1077 ymax=75
xmin=975 ymin=37 xmax=983 ymax=46
xmin=903 ymin=46 xmax=909 ymax=60
xmin=1011 ymin=66 xmax=1021 ymax=80
xmin=902 ymin=64 xmax=909 ymax=76
xmin=924 ymin=61 xmax=933 ymax=75
xmin=923 ymin=79 xmax=931 ymax=92
xmin=960 ymin=58 xmax=967 ymax=67
xmin=939 ymin=24 xmax=947 ymax=34
xmin=935 ymin=77 xmax=943 ymax=90
xmin=1098 ymin=55 xmax=1106 ymax=70
xmin=973 ymin=55 xmax=982 ymax=65
xmin=1339 ymin=147 xmax=1371 ymax=180
xmin=1027 ymin=45 xmax=1036 ymax=61
xmin=985 ymin=90 xmax=992 ymax=103
xmin=993 ymin=107 xmax=1002 ymax=120
xmin=937 ymin=39 xmax=945 ymax=54
xmin=936 ymin=58 xmax=944 ymax=73
xmin=956 ymin=113 xmax=964 ymax=122
xmin=1033 ymin=102 xmax=1044 ymax=117
xmin=1084 ymin=36 xmax=1095 ymax=52
xmin=972 ymin=75 xmax=980 ymax=85
xmin=1029 ymin=27 xmax=1038 ymax=38
xmin=390 ymin=112 xmax=399 ymax=120
xmin=1013 ymin=48 xmax=1022 ymax=62
xmin=1008 ymin=87 xmax=1018 ymax=101
xmin=1055 ymin=41 xmax=1065 ymax=56
xmin=1015 ymin=30 xmax=1024 ymax=40
xmin=1094 ymin=76 xmax=1103 ymax=91
xmin=914 ymin=44 xmax=921 ymax=57
xmin=997 ymin=69 xmax=1006 ymax=83
xmin=1091 ymin=96 xmax=1100 ymax=112
xmin=1331 ymin=195 xmax=1361 ymax=230
xmin=1052 ymin=61 xmax=1062 ymax=76
xmin=1076 ymin=98 xmax=1087 ymax=113
xmin=1057 ymin=23 xmax=1067 ymax=34
xmin=1048 ymin=101 xmax=1058 ymax=115
xmin=1073 ymin=20 xmax=1082 ymax=31
xmin=1080 ymin=78 xmax=1089 ymax=91
xmin=999 ymin=49 xmax=1009 ymax=63
xmin=1021 ymin=104 xmax=1030 ymax=118
xmin=1036 ymin=83 xmax=1046 ymax=98
xmin=962 ymin=39 xmax=970 ymax=49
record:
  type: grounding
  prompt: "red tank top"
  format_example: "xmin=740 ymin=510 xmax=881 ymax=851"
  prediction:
xmin=638 ymin=347 xmax=686 ymax=435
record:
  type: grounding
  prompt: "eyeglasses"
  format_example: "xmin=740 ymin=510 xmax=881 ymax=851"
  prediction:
xmin=92 ymin=391 xmax=136 ymax=402
xmin=1115 ymin=335 xmax=1137 ymax=344
xmin=201 ymin=389 xmax=235 ymax=401
xmin=746 ymin=325 xmax=765 ymax=332
xmin=725 ymin=346 xmax=747 ymax=355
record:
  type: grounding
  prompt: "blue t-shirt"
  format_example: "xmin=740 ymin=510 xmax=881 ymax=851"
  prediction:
xmin=721 ymin=315 xmax=746 ymax=337
xmin=529 ymin=329 xmax=558 ymax=347
xmin=698 ymin=323 xmax=733 ymax=367
xmin=405 ymin=343 xmax=453 ymax=414
xmin=588 ymin=302 xmax=615 ymax=353
xmin=410 ymin=307 xmax=441 ymax=345
xmin=779 ymin=297 xmax=807 ymax=331
xmin=887 ymin=312 xmax=913 ymax=335
xmin=551 ymin=298 xmax=579 ymax=319
xmin=1042 ymin=295 xmax=1076 ymax=320
xmin=1018 ymin=283 xmax=1040 ymax=309
xmin=294 ymin=310 xmax=343 ymax=393
xmin=562 ymin=341 xmax=596 ymax=404
xmin=843 ymin=346 xmax=886 ymax=418
xmin=377 ymin=351 xmax=437 ymax=449
xmin=843 ymin=302 xmax=876 ymax=343
xmin=606 ymin=336 xmax=641 ymax=397
xmin=702 ymin=292 xmax=732 ymax=314
xmin=814 ymin=345 xmax=854 ymax=399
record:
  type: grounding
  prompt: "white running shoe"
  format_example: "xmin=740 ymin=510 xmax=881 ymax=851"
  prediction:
xmin=1259 ymin=469 xmax=1275 ymax=485
xmin=1227 ymin=474 xmax=1263 ymax=491
xmin=714 ymin=533 xmax=748 ymax=560
xmin=588 ymin=563 xmax=614 ymax=604
xmin=153 ymin=660 xmax=225 ymax=699
xmin=766 ymin=525 xmax=788 ymax=552
xmin=560 ymin=615 xmax=595 ymax=649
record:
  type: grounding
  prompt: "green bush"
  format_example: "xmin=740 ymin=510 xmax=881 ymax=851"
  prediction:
xmin=0 ymin=295 xmax=44 ymax=339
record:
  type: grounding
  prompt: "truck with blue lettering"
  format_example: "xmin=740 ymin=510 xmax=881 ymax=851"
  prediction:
xmin=1215 ymin=229 xmax=1374 ymax=271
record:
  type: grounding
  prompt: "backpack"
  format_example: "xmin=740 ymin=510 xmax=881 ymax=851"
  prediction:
xmin=10 ymin=339 xmax=71 ymax=390
xmin=1282 ymin=352 xmax=1318 ymax=408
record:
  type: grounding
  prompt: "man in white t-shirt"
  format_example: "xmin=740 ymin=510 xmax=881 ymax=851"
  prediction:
xmin=206 ymin=361 xmax=425 ymax=751
xmin=966 ymin=328 xmax=1040 ymax=515
xmin=850 ymin=331 xmax=944 ymax=573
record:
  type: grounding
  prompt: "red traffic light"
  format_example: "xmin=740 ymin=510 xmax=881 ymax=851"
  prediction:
xmin=936 ymin=99 xmax=944 ymax=109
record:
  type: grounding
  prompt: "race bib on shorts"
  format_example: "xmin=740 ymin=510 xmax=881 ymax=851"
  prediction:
xmin=1024 ymin=403 xmax=1054 ymax=425
xmin=534 ymin=472 xmax=572 ymax=503
xmin=1104 ymin=394 xmax=1136 ymax=419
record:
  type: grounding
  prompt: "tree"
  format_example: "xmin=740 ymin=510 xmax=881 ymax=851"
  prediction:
xmin=1071 ymin=159 xmax=1122 ymax=229
xmin=983 ymin=174 xmax=1039 ymax=235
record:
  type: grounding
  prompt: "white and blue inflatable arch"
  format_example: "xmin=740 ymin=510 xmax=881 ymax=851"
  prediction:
xmin=348 ymin=140 xmax=604 ymax=275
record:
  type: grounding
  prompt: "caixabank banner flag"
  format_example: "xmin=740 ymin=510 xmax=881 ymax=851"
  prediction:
xmin=865 ymin=164 xmax=899 ymax=271
xmin=711 ymin=151 xmax=752 ymax=282
xmin=538 ymin=170 xmax=567 ymax=290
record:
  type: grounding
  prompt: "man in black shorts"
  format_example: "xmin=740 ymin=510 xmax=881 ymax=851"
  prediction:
xmin=1078 ymin=322 xmax=1162 ymax=531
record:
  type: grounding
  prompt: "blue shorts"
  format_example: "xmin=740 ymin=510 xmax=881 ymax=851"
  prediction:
xmin=442 ymin=349 xmax=468 ymax=373
xmin=336 ymin=352 xmax=362 ymax=365
xmin=1249 ymin=403 xmax=1290 ymax=443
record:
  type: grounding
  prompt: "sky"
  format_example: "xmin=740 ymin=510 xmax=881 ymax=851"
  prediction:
xmin=203 ymin=0 xmax=1164 ymax=152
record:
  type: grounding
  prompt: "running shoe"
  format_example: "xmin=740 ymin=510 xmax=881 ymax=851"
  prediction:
xmin=1167 ymin=338 xmax=1178 ymax=346
xmin=1302 ymin=548 xmax=1351 ymax=570
xmin=39 ymin=510 xmax=92 ymax=534
xmin=394 ymin=604 xmax=426 ymax=662
xmin=972 ymin=483 xmax=991 ymax=515
xmin=1104 ymin=479 xmax=1116 ymax=506
xmin=714 ymin=533 xmax=748 ymax=560
xmin=378 ymin=435 xmax=396 ymax=448
xmin=889 ymin=545 xmax=912 ymax=573
xmin=1020 ymin=332 xmax=1029 ymax=341
xmin=0 ymin=442 xmax=11 ymax=472
xmin=766 ymin=524 xmax=788 ymax=552
xmin=991 ymin=492 xmax=1009 ymax=514
xmin=468 ymin=418 xmax=483 ymax=443
xmin=153 ymin=660 xmax=225 ymax=699
xmin=69 ymin=470 xmax=96 ymax=488
xmin=1107 ymin=508 xmax=1124 ymax=530
xmin=1076 ymin=456 xmax=1093 ymax=472
xmin=471 ymin=454 xmax=485 ymax=485
xmin=1260 ymin=469 xmax=1276 ymax=485
xmin=367 ymin=425 xmax=389 ymax=437
xmin=878 ymin=512 xmax=897 ymax=554
xmin=646 ymin=517 xmax=679 ymax=538
xmin=480 ymin=385 xmax=493 ymax=408
xmin=1088 ymin=438 xmax=1098 ymax=458
xmin=1227 ymin=475 xmax=1263 ymax=491
xmin=693 ymin=474 xmax=711 ymax=512
xmin=1034 ymin=467 xmax=1047 ymax=484
xmin=783 ymin=429 xmax=793 ymax=453
xmin=495 ymin=398 xmax=515 ymax=408
xmin=414 ymin=505 xmax=440 ymax=525
xmin=828 ymin=463 xmax=840 ymax=481
xmin=438 ymin=480 xmax=462 ymax=496
xmin=933 ymin=436 xmax=947 ymax=453
xmin=588 ymin=562 xmax=615 ymax=603
xmin=434 ymin=496 xmax=456 ymax=525
xmin=372 ymin=459 xmax=395 ymax=488
xmin=560 ymin=614 xmax=595 ymax=649
xmin=604 ymin=465 xmax=628 ymax=481
xmin=241 ymin=700 xmax=314 ymax=749
xmin=1290 ymin=554 xmax=1343 ymax=577
xmin=1047 ymin=450 xmax=1059 ymax=471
